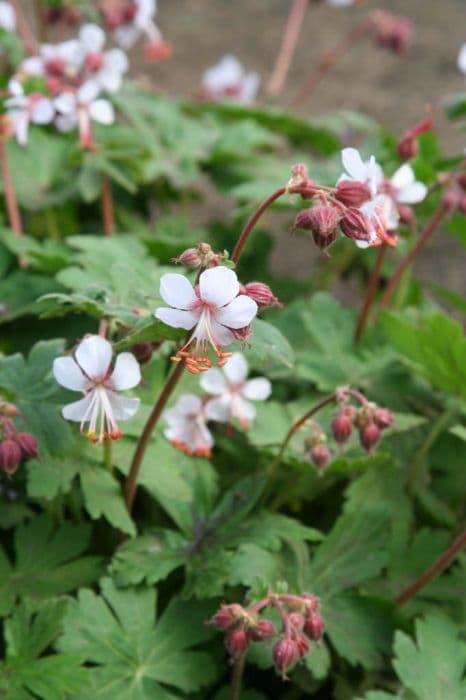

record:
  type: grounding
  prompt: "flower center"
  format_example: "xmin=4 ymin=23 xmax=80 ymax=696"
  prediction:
xmin=170 ymin=301 xmax=232 ymax=373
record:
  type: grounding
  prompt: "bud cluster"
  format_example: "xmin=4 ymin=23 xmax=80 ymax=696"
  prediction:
xmin=208 ymin=592 xmax=324 ymax=679
xmin=0 ymin=402 xmax=39 ymax=476
xmin=303 ymin=389 xmax=394 ymax=471
xmin=173 ymin=242 xmax=225 ymax=269
xmin=371 ymin=10 xmax=413 ymax=55
xmin=441 ymin=173 xmax=466 ymax=216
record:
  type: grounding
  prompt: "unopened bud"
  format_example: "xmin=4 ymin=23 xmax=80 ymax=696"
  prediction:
xmin=173 ymin=247 xmax=202 ymax=267
xmin=373 ymin=407 xmax=394 ymax=430
xmin=232 ymin=325 xmax=252 ymax=345
xmin=288 ymin=612 xmax=305 ymax=631
xmin=0 ymin=439 xmax=22 ymax=475
xmin=130 ymin=343 xmax=153 ymax=365
xmin=15 ymin=432 xmax=39 ymax=459
xmin=226 ymin=627 xmax=249 ymax=658
xmin=304 ymin=612 xmax=325 ymax=642
xmin=85 ymin=52 xmax=104 ymax=73
xmin=442 ymin=186 xmax=462 ymax=213
xmin=340 ymin=207 xmax=372 ymax=242
xmin=242 ymin=282 xmax=282 ymax=309
xmin=456 ymin=173 xmax=466 ymax=191
xmin=295 ymin=633 xmax=310 ymax=658
xmin=209 ymin=605 xmax=236 ymax=631
xmin=335 ymin=180 xmax=371 ymax=208
xmin=143 ymin=39 xmax=173 ymax=62
xmin=397 ymin=204 xmax=415 ymax=225
xmin=372 ymin=11 xmax=413 ymax=55
xmin=250 ymin=619 xmax=277 ymax=641
xmin=397 ymin=135 xmax=417 ymax=161
xmin=0 ymin=401 xmax=21 ymax=417
xmin=300 ymin=205 xmax=341 ymax=251
xmin=272 ymin=637 xmax=297 ymax=677
xmin=331 ymin=412 xmax=353 ymax=444
xmin=310 ymin=443 xmax=330 ymax=470
xmin=359 ymin=421 xmax=381 ymax=452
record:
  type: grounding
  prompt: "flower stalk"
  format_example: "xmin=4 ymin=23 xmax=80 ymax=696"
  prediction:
xmin=354 ymin=243 xmax=387 ymax=343
xmin=0 ymin=129 xmax=23 ymax=237
xmin=101 ymin=173 xmax=115 ymax=236
xmin=230 ymin=652 xmax=246 ymax=700
xmin=267 ymin=0 xmax=309 ymax=97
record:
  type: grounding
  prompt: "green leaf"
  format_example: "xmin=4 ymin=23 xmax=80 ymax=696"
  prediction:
xmin=392 ymin=614 xmax=466 ymax=700
xmin=445 ymin=93 xmax=466 ymax=120
xmin=57 ymin=577 xmax=217 ymax=698
xmin=79 ymin=459 xmax=136 ymax=536
xmin=0 ymin=515 xmax=103 ymax=616
xmin=0 ymin=599 xmax=89 ymax=699
xmin=244 ymin=318 xmax=295 ymax=373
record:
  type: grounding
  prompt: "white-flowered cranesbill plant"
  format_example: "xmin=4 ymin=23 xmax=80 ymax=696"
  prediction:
xmin=53 ymin=335 xmax=141 ymax=442
xmin=163 ymin=394 xmax=213 ymax=457
xmin=202 ymin=352 xmax=271 ymax=428
xmin=155 ymin=266 xmax=258 ymax=373
xmin=200 ymin=55 xmax=260 ymax=103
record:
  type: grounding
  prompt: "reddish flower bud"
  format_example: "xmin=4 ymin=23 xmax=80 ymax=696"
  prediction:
xmin=85 ymin=52 xmax=104 ymax=73
xmin=442 ymin=186 xmax=462 ymax=213
xmin=295 ymin=633 xmax=310 ymax=658
xmin=0 ymin=401 xmax=21 ymax=417
xmin=123 ymin=3 xmax=138 ymax=22
xmin=373 ymin=407 xmax=394 ymax=430
xmin=359 ymin=421 xmax=381 ymax=452
xmin=272 ymin=637 xmax=297 ymax=677
xmin=331 ymin=412 xmax=353 ymax=444
xmin=242 ymin=282 xmax=282 ymax=309
xmin=250 ymin=618 xmax=277 ymax=641
xmin=0 ymin=439 xmax=22 ymax=475
xmin=143 ymin=39 xmax=173 ymax=62
xmin=173 ymin=247 xmax=202 ymax=267
xmin=103 ymin=7 xmax=125 ymax=30
xmin=310 ymin=443 xmax=330 ymax=470
xmin=456 ymin=173 xmax=466 ymax=191
xmin=397 ymin=135 xmax=417 ymax=161
xmin=372 ymin=11 xmax=413 ymax=55
xmin=335 ymin=180 xmax=371 ymax=208
xmin=226 ymin=627 xmax=249 ymax=658
xmin=307 ymin=205 xmax=341 ymax=251
xmin=129 ymin=343 xmax=153 ymax=365
xmin=288 ymin=612 xmax=305 ymax=631
xmin=15 ymin=432 xmax=39 ymax=459
xmin=232 ymin=325 xmax=252 ymax=345
xmin=304 ymin=612 xmax=325 ymax=642
xmin=209 ymin=605 xmax=236 ymax=631
xmin=340 ymin=207 xmax=372 ymax=242
xmin=302 ymin=593 xmax=320 ymax=612
xmin=397 ymin=204 xmax=415 ymax=225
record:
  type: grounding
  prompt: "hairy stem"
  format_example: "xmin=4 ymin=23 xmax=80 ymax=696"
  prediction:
xmin=378 ymin=205 xmax=447 ymax=310
xmin=354 ymin=243 xmax=387 ymax=344
xmin=0 ymin=136 xmax=22 ymax=236
xmin=395 ymin=527 xmax=466 ymax=605
xmin=230 ymin=653 xmax=246 ymax=700
xmin=101 ymin=174 xmax=115 ymax=236
xmin=231 ymin=187 xmax=286 ymax=264
xmin=292 ymin=18 xmax=372 ymax=107
xmin=267 ymin=0 xmax=308 ymax=97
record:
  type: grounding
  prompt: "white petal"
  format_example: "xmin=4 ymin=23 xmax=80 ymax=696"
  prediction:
xmin=155 ymin=307 xmax=198 ymax=330
xmin=55 ymin=113 xmax=77 ymax=132
xmin=203 ymin=54 xmax=243 ymax=91
xmin=215 ymin=295 xmax=258 ymax=329
xmin=458 ymin=43 xmax=466 ymax=74
xmin=165 ymin=394 xmax=203 ymax=424
xmin=89 ymin=99 xmax=114 ymax=124
xmin=109 ymin=353 xmax=141 ymax=390
xmin=199 ymin=266 xmax=239 ymax=308
xmin=342 ymin=148 xmax=366 ymax=181
xmin=0 ymin=2 xmax=16 ymax=31
xmin=397 ymin=182 xmax=428 ymax=204
xmin=80 ymin=23 xmax=105 ymax=52
xmin=204 ymin=396 xmax=231 ymax=422
xmin=114 ymin=25 xmax=140 ymax=49
xmin=199 ymin=368 xmax=228 ymax=395
xmin=21 ymin=56 xmax=44 ymax=76
xmin=53 ymin=356 xmax=86 ymax=392
xmin=32 ymin=98 xmax=54 ymax=124
xmin=8 ymin=79 xmax=23 ymax=97
xmin=75 ymin=335 xmax=113 ymax=381
xmin=54 ymin=93 xmax=76 ymax=115
xmin=223 ymin=352 xmax=248 ymax=383
xmin=159 ymin=273 xmax=197 ymax=309
xmin=62 ymin=394 xmax=94 ymax=421
xmin=104 ymin=48 xmax=129 ymax=74
xmin=240 ymin=72 xmax=260 ymax=102
xmin=78 ymin=80 xmax=100 ymax=104
xmin=107 ymin=392 xmax=140 ymax=420
xmin=210 ymin=321 xmax=235 ymax=347
xmin=391 ymin=163 xmax=415 ymax=190
xmin=99 ymin=71 xmax=123 ymax=95
xmin=234 ymin=397 xmax=256 ymax=422
xmin=242 ymin=377 xmax=271 ymax=401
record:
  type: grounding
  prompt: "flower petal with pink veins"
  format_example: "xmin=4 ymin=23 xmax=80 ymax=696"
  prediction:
xmin=159 ymin=273 xmax=198 ymax=308
xmin=209 ymin=320 xmax=235 ymax=346
xmin=242 ymin=377 xmax=272 ymax=401
xmin=165 ymin=394 xmax=203 ymax=422
xmin=199 ymin=266 xmax=240 ymax=308
xmin=223 ymin=352 xmax=248 ymax=383
xmin=109 ymin=352 xmax=141 ymax=391
xmin=53 ymin=356 xmax=86 ymax=392
xmin=391 ymin=163 xmax=415 ymax=189
xmin=215 ymin=295 xmax=258 ymax=329
xmin=75 ymin=335 xmax=112 ymax=380
xmin=155 ymin=307 xmax=198 ymax=330
xmin=200 ymin=368 xmax=228 ymax=395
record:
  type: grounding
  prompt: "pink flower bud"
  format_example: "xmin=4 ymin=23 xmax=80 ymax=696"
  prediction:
xmin=242 ymin=282 xmax=282 ymax=309
xmin=359 ymin=422 xmax=381 ymax=453
xmin=304 ymin=612 xmax=325 ymax=642
xmin=372 ymin=11 xmax=413 ymax=55
xmin=0 ymin=402 xmax=21 ymax=417
xmin=288 ymin=612 xmax=305 ymax=631
xmin=295 ymin=633 xmax=310 ymax=658
xmin=340 ymin=208 xmax=372 ymax=242
xmin=85 ymin=52 xmax=104 ymax=73
xmin=310 ymin=444 xmax=330 ymax=470
xmin=15 ymin=432 xmax=39 ymax=459
xmin=250 ymin=619 xmax=277 ymax=641
xmin=232 ymin=325 xmax=252 ymax=345
xmin=226 ymin=627 xmax=250 ymax=658
xmin=373 ymin=407 xmax=394 ymax=430
xmin=335 ymin=180 xmax=371 ymax=208
xmin=173 ymin=247 xmax=202 ymax=267
xmin=308 ymin=205 xmax=341 ymax=251
xmin=456 ymin=174 xmax=466 ymax=191
xmin=331 ymin=412 xmax=353 ymax=444
xmin=272 ymin=637 xmax=297 ymax=677
xmin=442 ymin=186 xmax=462 ymax=213
xmin=143 ymin=39 xmax=173 ymax=62
xmin=397 ymin=204 xmax=415 ymax=225
xmin=0 ymin=439 xmax=22 ymax=475
xmin=209 ymin=605 xmax=236 ymax=631
xmin=123 ymin=2 xmax=138 ymax=22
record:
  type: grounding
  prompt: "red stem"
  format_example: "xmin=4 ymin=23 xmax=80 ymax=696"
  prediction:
xmin=378 ymin=204 xmax=447 ymax=310
xmin=291 ymin=18 xmax=372 ymax=107
xmin=231 ymin=187 xmax=286 ymax=263
xmin=267 ymin=0 xmax=309 ymax=97
xmin=395 ymin=527 xmax=466 ymax=605
xmin=9 ymin=0 xmax=39 ymax=54
xmin=0 ymin=134 xmax=26 ymax=269
xmin=354 ymin=243 xmax=387 ymax=344
xmin=101 ymin=174 xmax=115 ymax=236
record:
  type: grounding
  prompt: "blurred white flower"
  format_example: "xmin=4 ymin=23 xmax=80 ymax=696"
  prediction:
xmin=53 ymin=335 xmax=141 ymax=442
xmin=54 ymin=80 xmax=115 ymax=149
xmin=201 ymin=55 xmax=260 ymax=103
xmin=202 ymin=353 xmax=271 ymax=427
xmin=0 ymin=1 xmax=15 ymax=31
xmin=114 ymin=0 xmax=158 ymax=48
xmin=458 ymin=43 xmax=466 ymax=74
xmin=78 ymin=23 xmax=129 ymax=94
xmin=5 ymin=82 xmax=54 ymax=146
xmin=338 ymin=147 xmax=382 ymax=197
xmin=163 ymin=394 xmax=213 ymax=457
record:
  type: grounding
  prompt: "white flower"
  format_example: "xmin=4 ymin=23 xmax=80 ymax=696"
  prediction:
xmin=201 ymin=55 xmax=260 ymax=103
xmin=338 ymin=147 xmax=382 ymax=197
xmin=458 ymin=43 xmax=466 ymax=75
xmin=0 ymin=1 xmax=15 ymax=32
xmin=388 ymin=163 xmax=427 ymax=205
xmin=114 ymin=0 xmax=158 ymax=48
xmin=326 ymin=0 xmax=355 ymax=5
xmin=54 ymin=81 xmax=114 ymax=148
xmin=79 ymin=23 xmax=129 ymax=94
xmin=201 ymin=353 xmax=271 ymax=427
xmin=155 ymin=266 xmax=258 ymax=371
xmin=53 ymin=335 xmax=141 ymax=442
xmin=163 ymin=393 xmax=213 ymax=457
xmin=356 ymin=195 xmax=394 ymax=248
xmin=5 ymin=83 xmax=54 ymax=146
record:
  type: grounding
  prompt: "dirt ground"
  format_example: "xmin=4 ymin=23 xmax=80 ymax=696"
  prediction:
xmin=152 ymin=0 xmax=466 ymax=294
